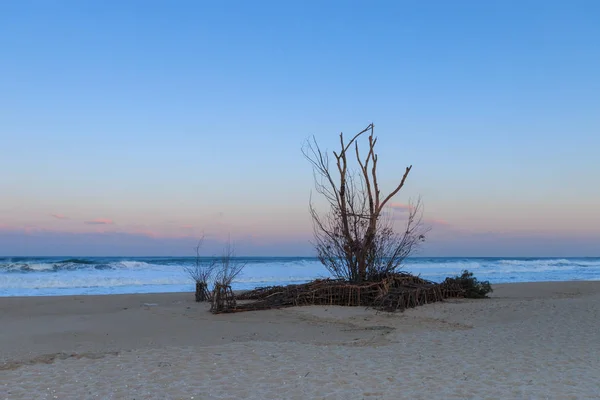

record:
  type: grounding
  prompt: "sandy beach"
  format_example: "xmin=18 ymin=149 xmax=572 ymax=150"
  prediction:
xmin=2 ymin=281 xmax=599 ymax=399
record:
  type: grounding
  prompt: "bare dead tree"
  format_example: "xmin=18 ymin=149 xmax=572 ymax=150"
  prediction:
xmin=303 ymin=123 xmax=429 ymax=283
xmin=183 ymin=238 xmax=216 ymax=302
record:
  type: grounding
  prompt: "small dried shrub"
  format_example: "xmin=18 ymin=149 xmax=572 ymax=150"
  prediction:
xmin=443 ymin=270 xmax=492 ymax=298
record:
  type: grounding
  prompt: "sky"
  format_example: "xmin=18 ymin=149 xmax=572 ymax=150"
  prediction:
xmin=1 ymin=0 xmax=599 ymax=256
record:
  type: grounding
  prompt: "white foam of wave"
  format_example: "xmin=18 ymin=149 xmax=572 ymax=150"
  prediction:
xmin=562 ymin=259 xmax=600 ymax=267
xmin=0 ymin=260 xmax=176 ymax=273
xmin=499 ymin=259 xmax=572 ymax=266
xmin=404 ymin=261 xmax=484 ymax=271
xmin=13 ymin=263 xmax=56 ymax=272
xmin=498 ymin=259 xmax=600 ymax=267
xmin=0 ymin=275 xmax=189 ymax=290
xmin=116 ymin=261 xmax=156 ymax=269
xmin=488 ymin=260 xmax=591 ymax=274
xmin=405 ymin=259 xmax=598 ymax=276
xmin=0 ymin=270 xmax=318 ymax=292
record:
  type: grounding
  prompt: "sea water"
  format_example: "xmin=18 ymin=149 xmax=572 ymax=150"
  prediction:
xmin=1 ymin=256 xmax=599 ymax=296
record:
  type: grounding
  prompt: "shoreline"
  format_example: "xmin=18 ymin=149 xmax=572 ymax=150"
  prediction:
xmin=2 ymin=278 xmax=600 ymax=299
xmin=3 ymin=280 xmax=600 ymax=399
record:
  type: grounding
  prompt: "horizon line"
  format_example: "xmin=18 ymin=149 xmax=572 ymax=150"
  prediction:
xmin=1 ymin=255 xmax=599 ymax=259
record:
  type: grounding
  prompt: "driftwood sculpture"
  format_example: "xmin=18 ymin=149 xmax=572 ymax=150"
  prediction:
xmin=211 ymin=273 xmax=466 ymax=314
xmin=210 ymin=283 xmax=237 ymax=313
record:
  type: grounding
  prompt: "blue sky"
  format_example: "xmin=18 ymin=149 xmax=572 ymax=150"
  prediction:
xmin=1 ymin=0 xmax=599 ymax=256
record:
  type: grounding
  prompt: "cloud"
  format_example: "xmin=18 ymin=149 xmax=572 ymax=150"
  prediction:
xmin=130 ymin=229 xmax=161 ymax=239
xmin=0 ymin=225 xmax=45 ymax=234
xmin=381 ymin=203 xmax=411 ymax=220
xmin=23 ymin=226 xmax=42 ymax=234
xmin=384 ymin=207 xmax=449 ymax=226
xmin=115 ymin=224 xmax=193 ymax=239
xmin=426 ymin=218 xmax=449 ymax=226
xmin=84 ymin=218 xmax=114 ymax=225
xmin=180 ymin=225 xmax=194 ymax=229
xmin=380 ymin=210 xmax=406 ymax=221
xmin=51 ymin=214 xmax=69 ymax=220
xmin=389 ymin=203 xmax=412 ymax=212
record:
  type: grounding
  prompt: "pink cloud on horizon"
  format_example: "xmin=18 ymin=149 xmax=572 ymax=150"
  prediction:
xmin=125 ymin=226 xmax=200 ymax=240
xmin=389 ymin=202 xmax=413 ymax=212
xmin=84 ymin=218 xmax=114 ymax=225
xmin=129 ymin=229 xmax=161 ymax=239
xmin=426 ymin=218 xmax=449 ymax=226
xmin=0 ymin=224 xmax=34 ymax=232
xmin=51 ymin=214 xmax=69 ymax=220
xmin=0 ymin=225 xmax=47 ymax=235
xmin=23 ymin=226 xmax=43 ymax=234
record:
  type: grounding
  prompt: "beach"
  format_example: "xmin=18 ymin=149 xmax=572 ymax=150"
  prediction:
xmin=2 ymin=281 xmax=599 ymax=399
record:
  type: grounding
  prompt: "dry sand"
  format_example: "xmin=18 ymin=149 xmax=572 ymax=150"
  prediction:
xmin=2 ymin=281 xmax=600 ymax=399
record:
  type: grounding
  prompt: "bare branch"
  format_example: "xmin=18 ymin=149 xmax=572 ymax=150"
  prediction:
xmin=378 ymin=165 xmax=412 ymax=212
xmin=183 ymin=236 xmax=216 ymax=302
xmin=213 ymin=236 xmax=246 ymax=287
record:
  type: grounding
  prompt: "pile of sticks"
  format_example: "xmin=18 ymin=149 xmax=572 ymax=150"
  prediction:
xmin=211 ymin=273 xmax=466 ymax=314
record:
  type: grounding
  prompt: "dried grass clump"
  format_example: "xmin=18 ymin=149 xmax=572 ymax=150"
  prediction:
xmin=442 ymin=270 xmax=493 ymax=299
xmin=183 ymin=239 xmax=215 ymax=302
xmin=210 ymin=240 xmax=246 ymax=313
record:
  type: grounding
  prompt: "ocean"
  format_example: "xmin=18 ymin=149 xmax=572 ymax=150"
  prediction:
xmin=1 ymin=256 xmax=599 ymax=297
